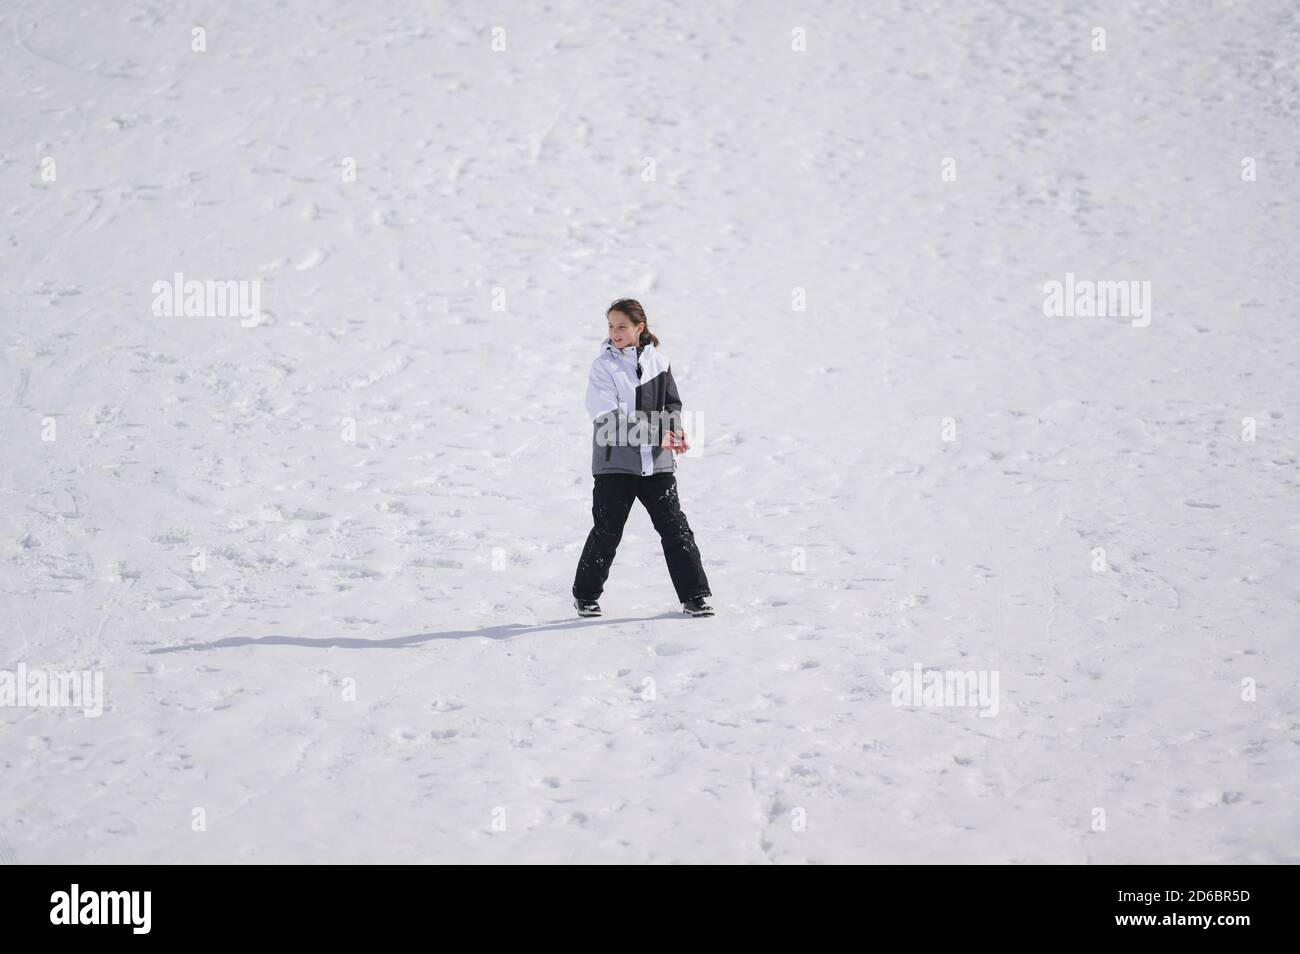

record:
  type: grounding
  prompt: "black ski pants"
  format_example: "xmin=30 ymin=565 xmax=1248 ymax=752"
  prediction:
xmin=572 ymin=473 xmax=711 ymax=604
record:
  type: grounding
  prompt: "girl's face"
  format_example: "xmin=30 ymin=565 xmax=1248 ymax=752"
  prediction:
xmin=607 ymin=310 xmax=643 ymax=349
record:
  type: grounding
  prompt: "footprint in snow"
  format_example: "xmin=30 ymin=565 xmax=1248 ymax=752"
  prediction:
xmin=653 ymin=642 xmax=694 ymax=657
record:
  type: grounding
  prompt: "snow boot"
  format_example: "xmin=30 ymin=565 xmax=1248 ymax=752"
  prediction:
xmin=574 ymin=597 xmax=602 ymax=618
xmin=681 ymin=596 xmax=714 ymax=617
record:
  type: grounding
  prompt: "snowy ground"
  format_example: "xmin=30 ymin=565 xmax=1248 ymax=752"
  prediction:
xmin=1 ymin=0 xmax=1297 ymax=863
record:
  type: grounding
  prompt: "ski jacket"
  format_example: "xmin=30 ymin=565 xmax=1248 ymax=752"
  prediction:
xmin=585 ymin=337 xmax=684 ymax=476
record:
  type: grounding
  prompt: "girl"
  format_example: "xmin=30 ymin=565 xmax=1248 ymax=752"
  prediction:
xmin=572 ymin=299 xmax=715 ymax=618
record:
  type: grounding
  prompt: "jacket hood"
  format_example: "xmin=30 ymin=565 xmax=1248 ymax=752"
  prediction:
xmin=601 ymin=337 xmax=653 ymax=360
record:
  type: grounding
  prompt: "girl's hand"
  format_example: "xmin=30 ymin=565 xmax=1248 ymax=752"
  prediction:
xmin=662 ymin=430 xmax=691 ymax=453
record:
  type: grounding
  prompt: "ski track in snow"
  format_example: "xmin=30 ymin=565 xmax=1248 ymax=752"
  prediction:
xmin=1 ymin=0 xmax=1298 ymax=863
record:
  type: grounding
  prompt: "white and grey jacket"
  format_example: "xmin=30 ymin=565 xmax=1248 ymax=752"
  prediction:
xmin=585 ymin=338 xmax=684 ymax=476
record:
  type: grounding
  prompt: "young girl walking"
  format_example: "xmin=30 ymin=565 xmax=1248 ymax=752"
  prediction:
xmin=572 ymin=299 xmax=714 ymax=618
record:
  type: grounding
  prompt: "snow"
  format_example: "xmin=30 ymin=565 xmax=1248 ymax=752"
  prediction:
xmin=1 ymin=0 xmax=1297 ymax=863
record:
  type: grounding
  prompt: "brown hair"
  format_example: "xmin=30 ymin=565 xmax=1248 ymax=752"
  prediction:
xmin=607 ymin=298 xmax=660 ymax=347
